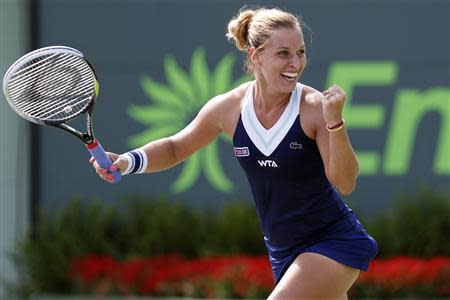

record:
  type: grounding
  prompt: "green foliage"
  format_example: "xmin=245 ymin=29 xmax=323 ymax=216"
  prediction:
xmin=202 ymin=202 xmax=265 ymax=256
xmin=114 ymin=198 xmax=208 ymax=258
xmin=6 ymin=188 xmax=449 ymax=297
xmin=365 ymin=187 xmax=450 ymax=257
xmin=6 ymin=199 xmax=119 ymax=296
xmin=7 ymin=197 xmax=265 ymax=297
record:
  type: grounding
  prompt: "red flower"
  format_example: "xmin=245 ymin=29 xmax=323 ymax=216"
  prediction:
xmin=69 ymin=255 xmax=450 ymax=298
xmin=69 ymin=254 xmax=115 ymax=286
xmin=356 ymin=256 xmax=450 ymax=296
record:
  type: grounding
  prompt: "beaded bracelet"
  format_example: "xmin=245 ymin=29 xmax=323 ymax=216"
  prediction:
xmin=326 ymin=119 xmax=345 ymax=132
xmin=121 ymin=149 xmax=148 ymax=175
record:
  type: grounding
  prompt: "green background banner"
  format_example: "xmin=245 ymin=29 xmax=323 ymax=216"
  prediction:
xmin=37 ymin=0 xmax=449 ymax=216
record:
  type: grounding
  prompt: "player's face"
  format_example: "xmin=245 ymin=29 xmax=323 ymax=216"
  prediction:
xmin=253 ymin=26 xmax=306 ymax=94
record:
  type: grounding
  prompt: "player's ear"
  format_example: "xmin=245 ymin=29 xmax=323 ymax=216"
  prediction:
xmin=249 ymin=47 xmax=259 ymax=66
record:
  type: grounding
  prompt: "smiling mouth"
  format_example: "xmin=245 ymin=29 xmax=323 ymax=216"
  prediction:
xmin=281 ymin=72 xmax=298 ymax=81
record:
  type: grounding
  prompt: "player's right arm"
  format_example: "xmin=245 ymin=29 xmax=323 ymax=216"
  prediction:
xmin=91 ymin=85 xmax=245 ymax=182
xmin=140 ymin=95 xmax=225 ymax=172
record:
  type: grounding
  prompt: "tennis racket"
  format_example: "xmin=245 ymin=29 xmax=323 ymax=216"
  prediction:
xmin=2 ymin=45 xmax=121 ymax=183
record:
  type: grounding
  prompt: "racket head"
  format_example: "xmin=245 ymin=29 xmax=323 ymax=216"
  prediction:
xmin=2 ymin=46 xmax=99 ymax=125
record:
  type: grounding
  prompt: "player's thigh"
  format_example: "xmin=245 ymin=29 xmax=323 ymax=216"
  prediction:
xmin=267 ymin=252 xmax=359 ymax=300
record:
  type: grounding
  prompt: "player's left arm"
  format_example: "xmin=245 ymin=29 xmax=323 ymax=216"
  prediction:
xmin=314 ymin=85 xmax=359 ymax=195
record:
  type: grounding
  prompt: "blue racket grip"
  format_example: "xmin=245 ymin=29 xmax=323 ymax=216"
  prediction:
xmin=87 ymin=139 xmax=122 ymax=184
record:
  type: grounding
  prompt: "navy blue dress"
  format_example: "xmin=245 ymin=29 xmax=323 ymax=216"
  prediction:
xmin=232 ymin=81 xmax=378 ymax=283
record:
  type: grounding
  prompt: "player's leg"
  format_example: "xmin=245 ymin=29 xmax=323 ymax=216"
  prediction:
xmin=267 ymin=252 xmax=359 ymax=299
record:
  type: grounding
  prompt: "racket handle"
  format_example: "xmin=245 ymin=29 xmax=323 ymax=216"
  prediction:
xmin=86 ymin=139 xmax=122 ymax=184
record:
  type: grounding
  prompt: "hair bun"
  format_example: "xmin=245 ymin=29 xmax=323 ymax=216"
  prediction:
xmin=226 ymin=9 xmax=255 ymax=51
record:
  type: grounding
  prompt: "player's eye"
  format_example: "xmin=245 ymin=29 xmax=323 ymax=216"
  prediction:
xmin=278 ymin=51 xmax=289 ymax=57
xmin=297 ymin=49 xmax=306 ymax=55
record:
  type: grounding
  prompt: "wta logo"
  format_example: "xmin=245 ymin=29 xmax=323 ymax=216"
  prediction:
xmin=257 ymin=160 xmax=279 ymax=168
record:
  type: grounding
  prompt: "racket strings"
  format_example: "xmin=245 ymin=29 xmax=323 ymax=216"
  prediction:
xmin=13 ymin=67 xmax=92 ymax=112
xmin=13 ymin=68 xmax=92 ymax=112
xmin=14 ymin=73 xmax=93 ymax=121
xmin=9 ymin=55 xmax=88 ymax=99
xmin=6 ymin=53 xmax=95 ymax=122
xmin=8 ymin=53 xmax=64 ymax=85
xmin=22 ymin=87 xmax=92 ymax=120
xmin=46 ymin=97 xmax=91 ymax=121
xmin=8 ymin=54 xmax=81 ymax=95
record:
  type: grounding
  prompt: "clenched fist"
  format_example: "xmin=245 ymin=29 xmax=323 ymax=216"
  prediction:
xmin=322 ymin=84 xmax=346 ymax=126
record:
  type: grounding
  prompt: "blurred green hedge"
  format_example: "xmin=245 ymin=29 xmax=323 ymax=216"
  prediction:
xmin=365 ymin=188 xmax=450 ymax=257
xmin=5 ymin=188 xmax=449 ymax=297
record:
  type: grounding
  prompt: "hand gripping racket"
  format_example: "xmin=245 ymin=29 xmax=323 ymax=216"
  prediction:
xmin=2 ymin=46 xmax=121 ymax=183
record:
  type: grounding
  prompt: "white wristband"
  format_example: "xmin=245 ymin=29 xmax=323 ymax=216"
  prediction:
xmin=120 ymin=149 xmax=148 ymax=175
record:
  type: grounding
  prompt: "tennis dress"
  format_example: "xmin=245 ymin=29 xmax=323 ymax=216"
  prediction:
xmin=233 ymin=81 xmax=378 ymax=283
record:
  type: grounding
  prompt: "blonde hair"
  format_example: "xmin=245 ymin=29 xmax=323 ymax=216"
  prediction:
xmin=226 ymin=7 xmax=303 ymax=73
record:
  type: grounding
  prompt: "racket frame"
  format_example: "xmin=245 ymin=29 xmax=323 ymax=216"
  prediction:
xmin=2 ymin=46 xmax=121 ymax=183
xmin=3 ymin=46 xmax=98 ymax=144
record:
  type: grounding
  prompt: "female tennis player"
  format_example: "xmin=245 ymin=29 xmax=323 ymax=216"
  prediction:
xmin=91 ymin=6 xmax=378 ymax=299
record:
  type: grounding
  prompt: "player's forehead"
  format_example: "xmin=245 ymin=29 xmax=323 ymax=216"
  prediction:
xmin=266 ymin=27 xmax=304 ymax=50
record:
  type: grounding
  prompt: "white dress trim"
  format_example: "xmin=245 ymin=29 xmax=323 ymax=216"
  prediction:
xmin=241 ymin=81 xmax=303 ymax=157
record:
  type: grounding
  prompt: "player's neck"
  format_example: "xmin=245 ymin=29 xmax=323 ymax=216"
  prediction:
xmin=253 ymin=80 xmax=291 ymax=112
